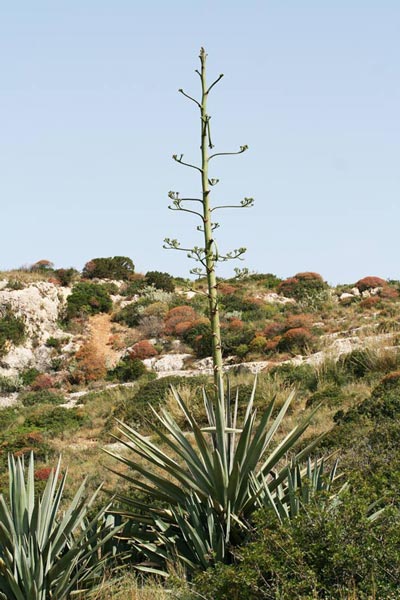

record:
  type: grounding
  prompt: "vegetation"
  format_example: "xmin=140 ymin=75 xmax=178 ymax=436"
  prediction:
xmin=82 ymin=256 xmax=135 ymax=280
xmin=66 ymin=282 xmax=113 ymax=319
xmin=0 ymin=305 xmax=25 ymax=357
xmin=0 ymin=453 xmax=118 ymax=600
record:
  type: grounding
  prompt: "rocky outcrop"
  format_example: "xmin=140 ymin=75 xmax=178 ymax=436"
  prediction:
xmin=0 ymin=282 xmax=71 ymax=375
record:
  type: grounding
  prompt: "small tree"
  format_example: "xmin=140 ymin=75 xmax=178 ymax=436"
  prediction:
xmin=82 ymin=256 xmax=135 ymax=280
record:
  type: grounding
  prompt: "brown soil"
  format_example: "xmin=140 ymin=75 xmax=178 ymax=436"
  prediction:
xmin=87 ymin=313 xmax=121 ymax=369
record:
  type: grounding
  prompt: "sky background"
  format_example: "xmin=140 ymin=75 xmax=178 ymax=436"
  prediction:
xmin=0 ymin=1 xmax=399 ymax=284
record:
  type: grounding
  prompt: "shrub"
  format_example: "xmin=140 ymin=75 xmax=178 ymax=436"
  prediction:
xmin=30 ymin=373 xmax=55 ymax=391
xmin=107 ymin=356 xmax=147 ymax=383
xmin=164 ymin=305 xmax=197 ymax=335
xmin=54 ymin=267 xmax=79 ymax=286
xmin=194 ymin=500 xmax=400 ymax=599
xmin=71 ymin=343 xmax=107 ymax=384
xmin=121 ymin=275 xmax=148 ymax=296
xmin=20 ymin=368 xmax=41 ymax=386
xmin=45 ymin=336 xmax=62 ymax=349
xmin=305 ymin=384 xmax=344 ymax=408
xmin=20 ymin=389 xmax=65 ymax=407
xmin=359 ymin=295 xmax=381 ymax=309
xmin=24 ymin=406 xmax=88 ymax=434
xmin=249 ymin=335 xmax=268 ymax=353
xmin=277 ymin=327 xmax=314 ymax=353
xmin=268 ymin=363 xmax=318 ymax=392
xmin=0 ymin=306 xmax=25 ymax=357
xmin=66 ymin=282 xmax=112 ymax=319
xmin=0 ymin=375 xmax=22 ymax=393
xmin=379 ymin=285 xmax=399 ymax=299
xmin=355 ymin=276 xmax=386 ymax=291
xmin=129 ymin=340 xmax=158 ymax=360
xmin=278 ymin=272 xmax=329 ymax=308
xmin=113 ymin=301 xmax=143 ymax=327
xmin=82 ymin=256 xmax=135 ymax=280
xmin=145 ymin=271 xmax=175 ymax=292
xmin=30 ymin=259 xmax=54 ymax=272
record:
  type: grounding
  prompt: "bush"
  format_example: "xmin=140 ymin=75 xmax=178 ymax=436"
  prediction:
xmin=113 ymin=301 xmax=143 ymax=327
xmin=145 ymin=271 xmax=175 ymax=292
xmin=20 ymin=389 xmax=65 ymax=407
xmin=268 ymin=363 xmax=318 ymax=392
xmin=30 ymin=373 xmax=55 ymax=391
xmin=24 ymin=406 xmax=88 ymax=434
xmin=129 ymin=340 xmax=158 ymax=360
xmin=355 ymin=276 xmax=386 ymax=291
xmin=54 ymin=267 xmax=79 ymax=286
xmin=20 ymin=368 xmax=41 ymax=386
xmin=30 ymin=259 xmax=54 ymax=272
xmin=82 ymin=256 xmax=135 ymax=280
xmin=278 ymin=272 xmax=329 ymax=309
xmin=107 ymin=356 xmax=147 ymax=383
xmin=45 ymin=336 xmax=62 ymax=349
xmin=71 ymin=343 xmax=107 ymax=384
xmin=277 ymin=327 xmax=315 ymax=353
xmin=164 ymin=305 xmax=197 ymax=335
xmin=0 ymin=375 xmax=22 ymax=393
xmin=66 ymin=282 xmax=112 ymax=319
xmin=194 ymin=500 xmax=400 ymax=599
xmin=0 ymin=306 xmax=25 ymax=356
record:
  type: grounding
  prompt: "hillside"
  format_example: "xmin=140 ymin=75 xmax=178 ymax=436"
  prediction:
xmin=1 ymin=266 xmax=400 ymax=598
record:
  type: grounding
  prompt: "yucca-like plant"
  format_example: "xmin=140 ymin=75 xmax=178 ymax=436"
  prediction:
xmin=106 ymin=380 xmax=338 ymax=574
xmin=0 ymin=453 xmax=120 ymax=600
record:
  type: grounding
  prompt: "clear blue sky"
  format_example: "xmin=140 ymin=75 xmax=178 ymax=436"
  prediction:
xmin=1 ymin=1 xmax=399 ymax=284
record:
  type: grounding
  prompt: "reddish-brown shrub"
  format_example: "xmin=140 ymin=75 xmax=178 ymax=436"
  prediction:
xmin=228 ymin=318 xmax=244 ymax=330
xmin=284 ymin=313 xmax=314 ymax=330
xmin=129 ymin=340 xmax=158 ymax=360
xmin=218 ymin=283 xmax=237 ymax=295
xmin=73 ymin=343 xmax=107 ymax=383
xmin=360 ymin=296 xmax=381 ymax=309
xmin=34 ymin=467 xmax=53 ymax=481
xmin=264 ymin=322 xmax=285 ymax=339
xmin=265 ymin=337 xmax=281 ymax=352
xmin=355 ymin=276 xmax=386 ymax=292
xmin=164 ymin=306 xmax=197 ymax=336
xmin=379 ymin=286 xmax=399 ymax=299
xmin=31 ymin=374 xmax=55 ymax=391
xmin=278 ymin=327 xmax=314 ymax=352
xmin=278 ymin=272 xmax=327 ymax=303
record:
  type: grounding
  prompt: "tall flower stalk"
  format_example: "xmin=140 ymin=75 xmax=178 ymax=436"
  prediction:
xmin=164 ymin=47 xmax=254 ymax=393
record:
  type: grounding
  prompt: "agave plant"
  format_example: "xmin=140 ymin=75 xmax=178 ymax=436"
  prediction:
xmin=106 ymin=379 xmax=338 ymax=574
xmin=0 ymin=453 xmax=120 ymax=600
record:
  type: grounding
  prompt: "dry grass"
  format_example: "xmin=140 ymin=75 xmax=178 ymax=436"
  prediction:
xmin=0 ymin=269 xmax=52 ymax=283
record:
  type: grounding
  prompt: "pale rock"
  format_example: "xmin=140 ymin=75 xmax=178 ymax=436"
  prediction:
xmin=339 ymin=292 xmax=355 ymax=304
xmin=362 ymin=290 xmax=371 ymax=298
xmin=143 ymin=353 xmax=192 ymax=372
xmin=351 ymin=287 xmax=361 ymax=296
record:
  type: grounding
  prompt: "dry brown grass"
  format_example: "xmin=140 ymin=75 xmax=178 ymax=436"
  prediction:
xmin=0 ymin=269 xmax=52 ymax=283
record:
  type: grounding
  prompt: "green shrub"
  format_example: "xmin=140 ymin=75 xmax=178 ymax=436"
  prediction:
xmin=112 ymin=300 xmax=146 ymax=327
xmin=24 ymin=407 xmax=88 ymax=434
xmin=82 ymin=256 xmax=135 ymax=280
xmin=45 ymin=336 xmax=62 ymax=349
xmin=116 ymin=375 xmax=209 ymax=429
xmin=54 ymin=267 xmax=79 ymax=286
xmin=0 ymin=375 xmax=21 ymax=393
xmin=145 ymin=271 xmax=175 ymax=292
xmin=107 ymin=356 xmax=147 ymax=383
xmin=19 ymin=389 xmax=65 ymax=407
xmin=194 ymin=500 xmax=400 ymax=599
xmin=305 ymin=384 xmax=344 ymax=408
xmin=0 ymin=306 xmax=25 ymax=356
xmin=66 ymin=282 xmax=112 ymax=319
xmin=278 ymin=272 xmax=330 ymax=309
xmin=268 ymin=363 xmax=318 ymax=392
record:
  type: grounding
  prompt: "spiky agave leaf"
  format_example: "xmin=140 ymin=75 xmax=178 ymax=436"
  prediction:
xmin=106 ymin=380 xmax=337 ymax=573
xmin=0 ymin=453 xmax=121 ymax=600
